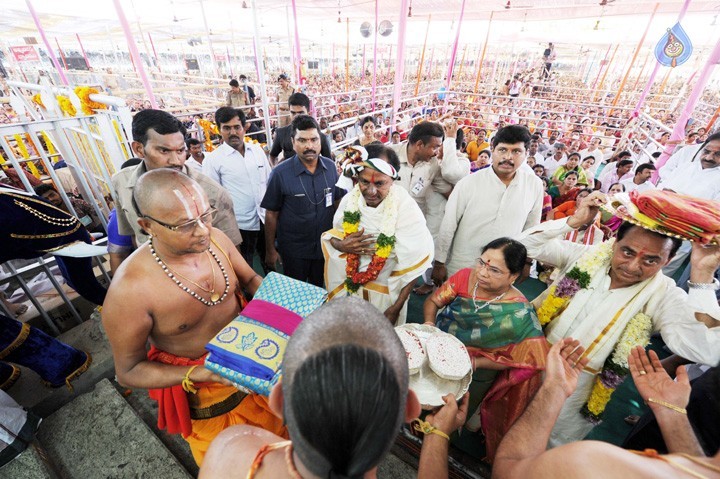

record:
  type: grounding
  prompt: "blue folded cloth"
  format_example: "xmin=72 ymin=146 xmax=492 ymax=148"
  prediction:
xmin=205 ymin=272 xmax=327 ymax=395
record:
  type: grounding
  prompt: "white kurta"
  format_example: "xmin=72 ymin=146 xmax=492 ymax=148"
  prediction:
xmin=437 ymin=166 xmax=543 ymax=275
xmin=390 ymin=138 xmax=469 ymax=215
xmin=657 ymin=159 xmax=720 ymax=201
xmin=517 ymin=219 xmax=720 ymax=445
xmin=321 ymin=185 xmax=434 ymax=325
xmin=425 ymin=141 xmax=471 ymax=239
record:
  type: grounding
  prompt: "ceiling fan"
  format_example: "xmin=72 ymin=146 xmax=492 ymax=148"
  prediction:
xmin=598 ymin=0 xmax=617 ymax=6
xmin=169 ymin=1 xmax=191 ymax=23
xmin=504 ymin=1 xmax=533 ymax=9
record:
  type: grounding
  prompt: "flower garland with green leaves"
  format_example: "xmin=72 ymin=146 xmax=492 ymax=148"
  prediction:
xmin=536 ymin=239 xmax=615 ymax=327
xmin=535 ymin=238 xmax=653 ymax=424
xmin=341 ymin=185 xmax=397 ymax=293
xmin=581 ymin=312 xmax=652 ymax=424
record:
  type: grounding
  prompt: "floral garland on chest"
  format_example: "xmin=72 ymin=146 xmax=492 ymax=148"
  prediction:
xmin=341 ymin=186 xmax=397 ymax=293
xmin=536 ymin=238 xmax=653 ymax=424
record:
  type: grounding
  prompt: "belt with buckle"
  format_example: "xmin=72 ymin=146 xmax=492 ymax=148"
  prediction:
xmin=189 ymin=390 xmax=247 ymax=420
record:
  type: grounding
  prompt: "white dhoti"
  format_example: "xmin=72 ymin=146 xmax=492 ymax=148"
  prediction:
xmin=322 ymin=185 xmax=434 ymax=324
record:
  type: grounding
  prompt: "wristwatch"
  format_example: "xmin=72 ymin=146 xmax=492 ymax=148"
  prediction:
xmin=687 ymin=278 xmax=720 ymax=290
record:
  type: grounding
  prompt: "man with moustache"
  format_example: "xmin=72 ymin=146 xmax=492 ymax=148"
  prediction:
xmin=432 ymin=125 xmax=544 ymax=282
xmin=103 ymin=170 xmax=286 ymax=466
xmin=203 ymin=107 xmax=272 ymax=267
xmin=261 ymin=115 xmax=344 ymax=286
xmin=112 ymin=109 xmax=241 ymax=249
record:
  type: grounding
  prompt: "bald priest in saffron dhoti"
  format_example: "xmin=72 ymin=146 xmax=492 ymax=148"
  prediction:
xmin=322 ymin=158 xmax=434 ymax=325
xmin=518 ymin=189 xmax=720 ymax=447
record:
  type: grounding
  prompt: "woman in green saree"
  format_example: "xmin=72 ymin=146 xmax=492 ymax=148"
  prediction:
xmin=423 ymin=238 xmax=549 ymax=461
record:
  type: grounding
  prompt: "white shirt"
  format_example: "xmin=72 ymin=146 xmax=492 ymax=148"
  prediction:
xmin=437 ymin=166 xmax=543 ymax=274
xmin=185 ymin=158 xmax=203 ymax=172
xmin=529 ymin=151 xmax=545 ymax=166
xmin=620 ymin=177 xmax=656 ymax=193
xmin=543 ymin=155 xmax=564 ymax=177
xmin=659 ymin=159 xmax=720 ymax=201
xmin=658 ymin=144 xmax=702 ymax=184
xmin=202 ymin=142 xmax=271 ymax=230
xmin=390 ymin=139 xmax=468 ymax=214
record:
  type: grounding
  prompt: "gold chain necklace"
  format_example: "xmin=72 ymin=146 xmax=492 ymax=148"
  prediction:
xmin=471 ymin=281 xmax=507 ymax=312
xmin=149 ymin=238 xmax=229 ymax=306
xmin=161 ymin=250 xmax=218 ymax=298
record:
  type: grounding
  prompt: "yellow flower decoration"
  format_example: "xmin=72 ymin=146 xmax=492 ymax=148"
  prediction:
xmin=56 ymin=95 xmax=77 ymax=117
xmin=536 ymin=286 xmax=569 ymax=326
xmin=31 ymin=94 xmax=45 ymax=110
xmin=586 ymin=380 xmax=613 ymax=416
xmin=376 ymin=244 xmax=392 ymax=258
xmin=74 ymin=86 xmax=107 ymax=115
xmin=342 ymin=222 xmax=359 ymax=234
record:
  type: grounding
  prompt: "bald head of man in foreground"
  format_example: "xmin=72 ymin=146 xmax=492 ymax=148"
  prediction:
xmin=200 ymin=297 xmax=469 ymax=479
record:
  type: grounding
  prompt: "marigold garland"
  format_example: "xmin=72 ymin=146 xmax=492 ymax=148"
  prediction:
xmin=580 ymin=312 xmax=652 ymax=424
xmin=56 ymin=95 xmax=77 ymax=117
xmin=74 ymin=86 xmax=106 ymax=115
xmin=341 ymin=186 xmax=397 ymax=293
xmin=31 ymin=94 xmax=45 ymax=110
xmin=198 ymin=119 xmax=219 ymax=152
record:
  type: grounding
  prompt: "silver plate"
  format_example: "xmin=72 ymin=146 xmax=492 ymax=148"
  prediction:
xmin=396 ymin=324 xmax=472 ymax=410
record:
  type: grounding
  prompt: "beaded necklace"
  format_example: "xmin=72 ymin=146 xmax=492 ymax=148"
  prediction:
xmin=149 ymin=238 xmax=230 ymax=307
xmin=161 ymin=250 xmax=218 ymax=298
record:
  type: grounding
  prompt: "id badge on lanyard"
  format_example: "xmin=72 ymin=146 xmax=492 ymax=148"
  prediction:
xmin=325 ymin=188 xmax=333 ymax=207
xmin=411 ymin=177 xmax=425 ymax=196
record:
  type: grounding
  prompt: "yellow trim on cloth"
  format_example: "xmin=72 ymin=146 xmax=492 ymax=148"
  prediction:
xmin=0 ymin=323 xmax=30 ymax=360
xmin=390 ymin=255 xmax=431 ymax=277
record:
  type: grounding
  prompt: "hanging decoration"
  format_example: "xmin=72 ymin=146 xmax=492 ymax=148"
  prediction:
xmin=654 ymin=22 xmax=692 ymax=67
xmin=197 ymin=119 xmax=219 ymax=152
xmin=56 ymin=95 xmax=77 ymax=117
xmin=31 ymin=94 xmax=45 ymax=110
xmin=74 ymin=87 xmax=107 ymax=115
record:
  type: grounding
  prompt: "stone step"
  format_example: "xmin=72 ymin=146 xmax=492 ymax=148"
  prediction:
xmin=7 ymin=310 xmax=115 ymax=418
xmin=33 ymin=379 xmax=191 ymax=479
xmin=0 ymin=442 xmax=56 ymax=479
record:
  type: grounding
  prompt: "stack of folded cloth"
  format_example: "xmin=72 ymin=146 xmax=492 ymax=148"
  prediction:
xmin=628 ymin=190 xmax=720 ymax=244
xmin=205 ymin=272 xmax=327 ymax=396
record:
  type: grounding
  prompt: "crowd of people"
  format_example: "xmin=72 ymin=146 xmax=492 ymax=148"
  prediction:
xmin=1 ymin=57 xmax=720 ymax=479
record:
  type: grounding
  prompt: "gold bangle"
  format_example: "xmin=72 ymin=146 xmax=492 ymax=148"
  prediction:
xmin=647 ymin=398 xmax=687 ymax=415
xmin=412 ymin=419 xmax=450 ymax=441
xmin=182 ymin=365 xmax=199 ymax=394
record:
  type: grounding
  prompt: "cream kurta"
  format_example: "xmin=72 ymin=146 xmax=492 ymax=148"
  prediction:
xmin=437 ymin=166 xmax=543 ymax=275
xmin=425 ymin=140 xmax=471 ymax=239
xmin=390 ymin=138 xmax=468 ymax=215
xmin=321 ymin=185 xmax=434 ymax=325
xmin=518 ymin=218 xmax=720 ymax=446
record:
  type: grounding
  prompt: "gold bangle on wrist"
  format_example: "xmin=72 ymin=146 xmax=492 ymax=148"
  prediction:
xmin=182 ymin=365 xmax=199 ymax=394
xmin=412 ymin=419 xmax=450 ymax=441
xmin=646 ymin=397 xmax=687 ymax=415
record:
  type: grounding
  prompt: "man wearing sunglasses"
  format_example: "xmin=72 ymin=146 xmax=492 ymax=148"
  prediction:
xmin=111 ymin=109 xmax=242 ymax=253
xmin=103 ymin=169 xmax=286 ymax=467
